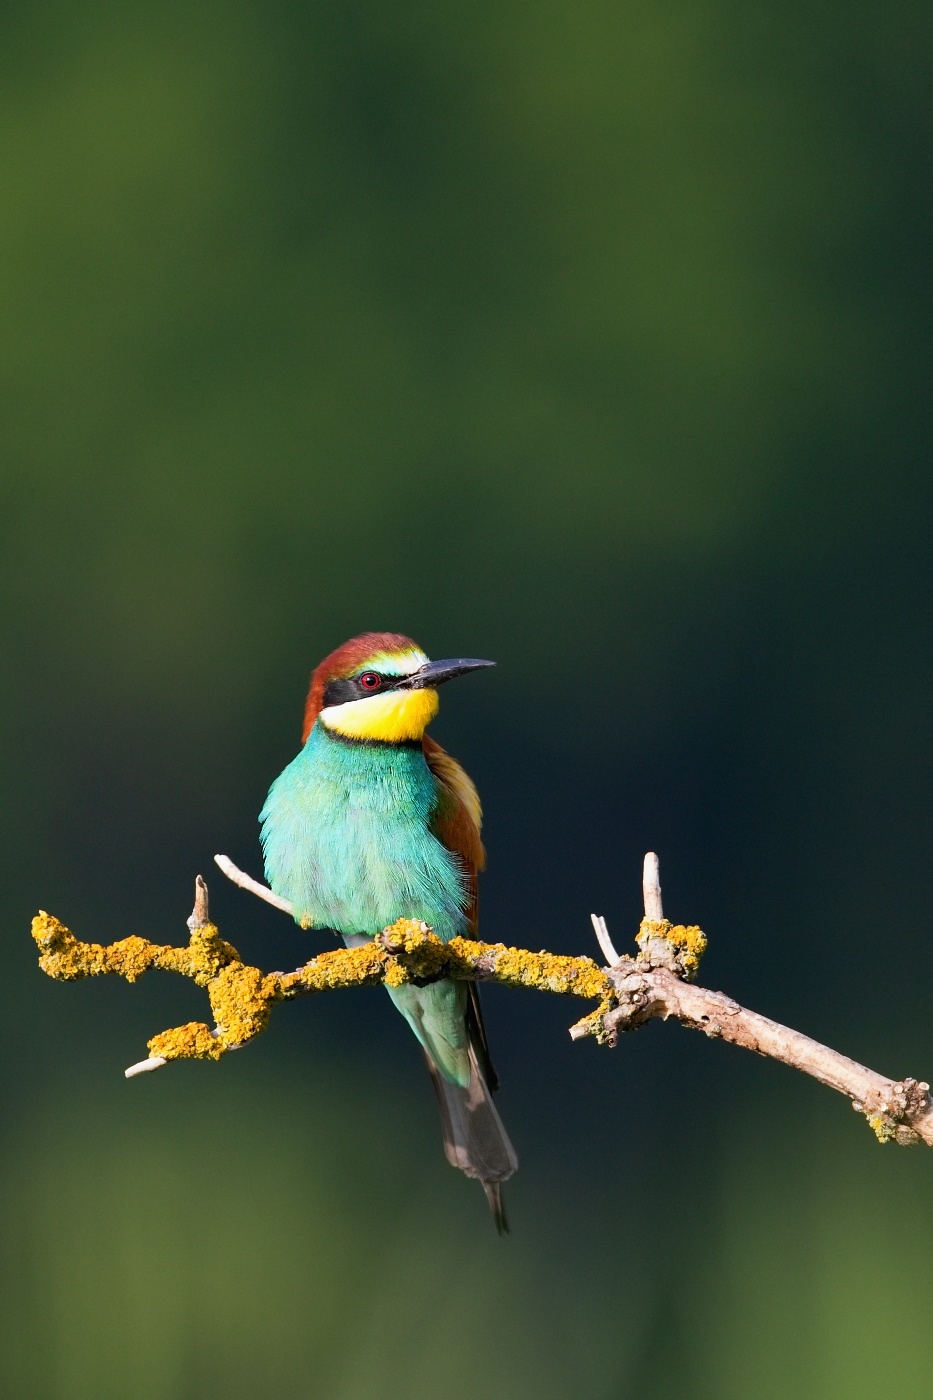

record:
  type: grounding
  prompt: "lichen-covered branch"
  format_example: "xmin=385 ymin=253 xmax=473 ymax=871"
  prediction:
xmin=31 ymin=854 xmax=933 ymax=1152
xmin=31 ymin=894 xmax=615 ymax=1066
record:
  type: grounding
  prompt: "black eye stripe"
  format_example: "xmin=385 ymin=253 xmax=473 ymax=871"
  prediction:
xmin=322 ymin=672 xmax=405 ymax=707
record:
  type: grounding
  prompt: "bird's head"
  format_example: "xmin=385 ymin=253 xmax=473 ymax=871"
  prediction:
xmin=302 ymin=632 xmax=495 ymax=744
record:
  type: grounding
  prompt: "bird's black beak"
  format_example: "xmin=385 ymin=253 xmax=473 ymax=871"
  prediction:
xmin=396 ymin=658 xmax=496 ymax=690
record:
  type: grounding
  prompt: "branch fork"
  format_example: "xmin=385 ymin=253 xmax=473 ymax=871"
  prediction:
xmin=581 ymin=854 xmax=933 ymax=1147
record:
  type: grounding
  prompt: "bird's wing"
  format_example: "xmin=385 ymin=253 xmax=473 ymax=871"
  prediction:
xmin=423 ymin=733 xmax=486 ymax=924
xmin=424 ymin=734 xmax=499 ymax=1092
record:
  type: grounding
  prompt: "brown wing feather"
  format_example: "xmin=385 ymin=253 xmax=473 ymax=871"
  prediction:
xmin=424 ymin=735 xmax=485 ymax=877
xmin=424 ymin=733 xmax=485 ymax=930
xmin=424 ymin=733 xmax=500 ymax=1092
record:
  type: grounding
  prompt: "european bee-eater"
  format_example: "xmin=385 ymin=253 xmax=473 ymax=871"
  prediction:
xmin=259 ymin=632 xmax=517 ymax=1231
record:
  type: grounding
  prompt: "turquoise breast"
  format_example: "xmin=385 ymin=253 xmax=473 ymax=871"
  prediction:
xmin=259 ymin=723 xmax=468 ymax=941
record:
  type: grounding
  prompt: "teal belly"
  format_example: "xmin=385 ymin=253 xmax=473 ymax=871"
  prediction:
xmin=259 ymin=724 xmax=468 ymax=941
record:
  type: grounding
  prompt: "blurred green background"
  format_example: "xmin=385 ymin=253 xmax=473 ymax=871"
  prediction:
xmin=2 ymin=0 xmax=933 ymax=1395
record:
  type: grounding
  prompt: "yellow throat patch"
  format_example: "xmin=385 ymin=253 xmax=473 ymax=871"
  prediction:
xmin=320 ymin=687 xmax=440 ymax=742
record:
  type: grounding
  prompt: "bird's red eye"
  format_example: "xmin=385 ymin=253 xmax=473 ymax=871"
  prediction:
xmin=359 ymin=671 xmax=382 ymax=691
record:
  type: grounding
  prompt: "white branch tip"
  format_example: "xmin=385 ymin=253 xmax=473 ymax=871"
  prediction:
xmin=643 ymin=852 xmax=664 ymax=920
xmin=214 ymin=854 xmax=295 ymax=916
xmin=124 ymin=1056 xmax=167 ymax=1078
xmin=590 ymin=913 xmax=621 ymax=966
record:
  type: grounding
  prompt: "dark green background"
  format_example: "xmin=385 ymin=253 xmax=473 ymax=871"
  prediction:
xmin=3 ymin=1 xmax=933 ymax=1395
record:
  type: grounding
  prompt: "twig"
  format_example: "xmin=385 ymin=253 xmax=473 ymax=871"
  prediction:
xmin=125 ymin=877 xmax=223 ymax=1077
xmin=590 ymin=914 xmax=621 ymax=967
xmin=125 ymin=1028 xmax=226 ymax=1079
xmin=32 ymin=857 xmax=933 ymax=1150
xmin=643 ymin=851 xmax=663 ymax=919
xmin=124 ymin=1055 xmax=167 ymax=1078
xmin=589 ymin=850 xmax=663 ymax=966
xmin=188 ymin=873 xmax=211 ymax=929
xmin=213 ymin=854 xmax=294 ymax=915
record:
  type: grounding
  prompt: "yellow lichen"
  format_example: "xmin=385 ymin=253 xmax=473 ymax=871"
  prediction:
xmin=31 ymin=912 xmax=239 ymax=987
xmin=448 ymin=938 xmax=612 ymax=1001
xmin=376 ymin=919 xmax=454 ymax=985
xmin=148 ymin=1021 xmax=222 ymax=1061
xmin=867 ymin=1113 xmax=896 ymax=1144
xmin=184 ymin=925 xmax=243 ymax=985
xmin=636 ymin=919 xmax=707 ymax=978
xmin=208 ymin=964 xmax=276 ymax=1047
xmin=281 ymin=941 xmax=387 ymax=996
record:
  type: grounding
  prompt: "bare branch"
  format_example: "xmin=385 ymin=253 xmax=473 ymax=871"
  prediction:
xmin=584 ymin=958 xmax=933 ymax=1147
xmin=213 ymin=854 xmax=294 ymax=916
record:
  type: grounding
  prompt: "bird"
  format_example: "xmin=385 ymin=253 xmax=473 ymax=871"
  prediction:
xmin=259 ymin=631 xmax=518 ymax=1231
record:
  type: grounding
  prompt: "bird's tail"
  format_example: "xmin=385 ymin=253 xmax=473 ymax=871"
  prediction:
xmin=423 ymin=1046 xmax=518 ymax=1234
